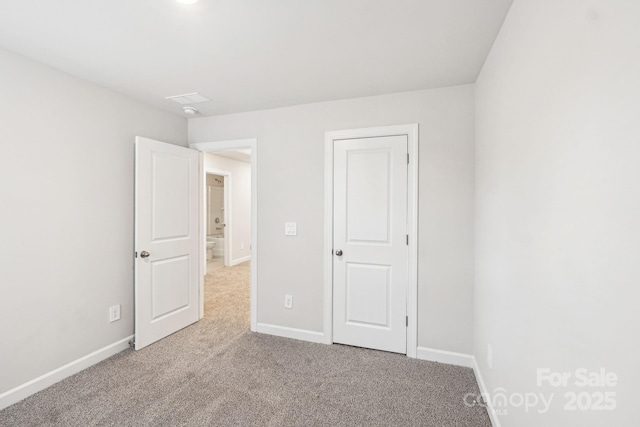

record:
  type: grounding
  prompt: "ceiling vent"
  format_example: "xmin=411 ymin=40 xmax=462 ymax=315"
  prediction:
xmin=165 ymin=92 xmax=211 ymax=105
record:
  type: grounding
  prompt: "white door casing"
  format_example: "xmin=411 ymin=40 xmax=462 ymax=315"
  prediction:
xmin=332 ymin=135 xmax=409 ymax=353
xmin=324 ymin=124 xmax=418 ymax=357
xmin=134 ymin=137 xmax=200 ymax=350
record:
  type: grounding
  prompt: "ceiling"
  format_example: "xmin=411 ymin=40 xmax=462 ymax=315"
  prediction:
xmin=0 ymin=0 xmax=513 ymax=118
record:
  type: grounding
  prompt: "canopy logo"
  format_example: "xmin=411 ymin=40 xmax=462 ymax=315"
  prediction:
xmin=464 ymin=368 xmax=617 ymax=416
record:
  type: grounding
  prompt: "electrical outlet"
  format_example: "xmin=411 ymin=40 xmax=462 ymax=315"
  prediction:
xmin=285 ymin=222 xmax=297 ymax=236
xmin=487 ymin=344 xmax=493 ymax=369
xmin=284 ymin=294 xmax=293 ymax=309
xmin=109 ymin=305 xmax=121 ymax=323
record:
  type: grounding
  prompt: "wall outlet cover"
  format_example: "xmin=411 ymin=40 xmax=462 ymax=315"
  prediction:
xmin=284 ymin=222 xmax=297 ymax=236
xmin=284 ymin=294 xmax=293 ymax=309
xmin=109 ymin=305 xmax=121 ymax=323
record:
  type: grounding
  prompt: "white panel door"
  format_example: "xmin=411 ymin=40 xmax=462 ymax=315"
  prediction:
xmin=333 ymin=135 xmax=408 ymax=354
xmin=135 ymin=137 xmax=200 ymax=350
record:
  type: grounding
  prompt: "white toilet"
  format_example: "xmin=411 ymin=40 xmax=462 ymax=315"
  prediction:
xmin=206 ymin=235 xmax=224 ymax=260
xmin=206 ymin=239 xmax=215 ymax=260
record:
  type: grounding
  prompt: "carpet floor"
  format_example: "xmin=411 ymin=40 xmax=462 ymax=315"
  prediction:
xmin=0 ymin=262 xmax=490 ymax=426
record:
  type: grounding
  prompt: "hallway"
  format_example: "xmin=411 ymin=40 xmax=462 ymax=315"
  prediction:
xmin=204 ymin=261 xmax=250 ymax=327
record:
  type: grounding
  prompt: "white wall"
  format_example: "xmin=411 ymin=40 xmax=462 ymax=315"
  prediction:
xmin=475 ymin=0 xmax=640 ymax=425
xmin=204 ymin=153 xmax=251 ymax=264
xmin=0 ymin=48 xmax=187 ymax=397
xmin=190 ymin=86 xmax=475 ymax=353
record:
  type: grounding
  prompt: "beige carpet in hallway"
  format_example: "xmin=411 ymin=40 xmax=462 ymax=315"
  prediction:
xmin=204 ymin=261 xmax=250 ymax=327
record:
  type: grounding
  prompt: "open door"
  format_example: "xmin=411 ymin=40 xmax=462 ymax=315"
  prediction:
xmin=134 ymin=137 xmax=200 ymax=350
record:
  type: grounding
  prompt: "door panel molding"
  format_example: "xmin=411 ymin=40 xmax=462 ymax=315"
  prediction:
xmin=324 ymin=124 xmax=418 ymax=357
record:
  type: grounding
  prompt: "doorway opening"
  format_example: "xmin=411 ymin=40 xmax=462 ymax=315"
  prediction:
xmin=205 ymin=172 xmax=227 ymax=273
xmin=204 ymin=172 xmax=231 ymax=274
xmin=191 ymin=139 xmax=258 ymax=332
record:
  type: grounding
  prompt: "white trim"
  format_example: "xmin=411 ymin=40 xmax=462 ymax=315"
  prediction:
xmin=406 ymin=125 xmax=419 ymax=358
xmin=198 ymin=152 xmax=205 ymax=318
xmin=190 ymin=139 xmax=258 ymax=332
xmin=415 ymin=349 xmax=499 ymax=426
xmin=230 ymin=255 xmax=251 ymax=266
xmin=322 ymin=136 xmax=334 ymax=345
xmin=416 ymin=346 xmax=474 ymax=368
xmin=0 ymin=335 xmax=133 ymax=410
xmin=191 ymin=139 xmax=256 ymax=152
xmin=323 ymin=124 xmax=419 ymax=354
xmin=473 ymin=357 xmax=500 ymax=427
xmin=221 ymin=173 xmax=233 ymax=267
xmin=256 ymin=323 xmax=326 ymax=344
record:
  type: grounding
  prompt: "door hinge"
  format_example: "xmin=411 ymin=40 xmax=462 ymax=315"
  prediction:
xmin=406 ymin=316 xmax=409 ymax=326
xmin=406 ymin=235 xmax=409 ymax=245
xmin=407 ymin=153 xmax=410 ymax=164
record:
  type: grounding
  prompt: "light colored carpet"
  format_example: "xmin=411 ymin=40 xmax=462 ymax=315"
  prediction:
xmin=0 ymin=262 xmax=490 ymax=426
xmin=206 ymin=257 xmax=225 ymax=274
xmin=204 ymin=261 xmax=250 ymax=326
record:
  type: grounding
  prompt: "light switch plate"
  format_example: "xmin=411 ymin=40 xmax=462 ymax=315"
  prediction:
xmin=285 ymin=222 xmax=297 ymax=236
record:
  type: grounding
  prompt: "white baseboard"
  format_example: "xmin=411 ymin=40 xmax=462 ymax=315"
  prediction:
xmin=256 ymin=323 xmax=327 ymax=344
xmin=472 ymin=357 xmax=501 ymax=427
xmin=416 ymin=348 xmax=499 ymax=426
xmin=416 ymin=346 xmax=475 ymax=368
xmin=0 ymin=335 xmax=133 ymax=411
xmin=230 ymin=255 xmax=251 ymax=266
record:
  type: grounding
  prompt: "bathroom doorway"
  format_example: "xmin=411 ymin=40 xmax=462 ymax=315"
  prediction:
xmin=193 ymin=140 xmax=256 ymax=331
xmin=206 ymin=173 xmax=227 ymax=273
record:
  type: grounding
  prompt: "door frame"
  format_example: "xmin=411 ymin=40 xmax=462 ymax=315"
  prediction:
xmin=204 ymin=168 xmax=231 ymax=269
xmin=323 ymin=124 xmax=418 ymax=358
xmin=190 ymin=138 xmax=258 ymax=332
